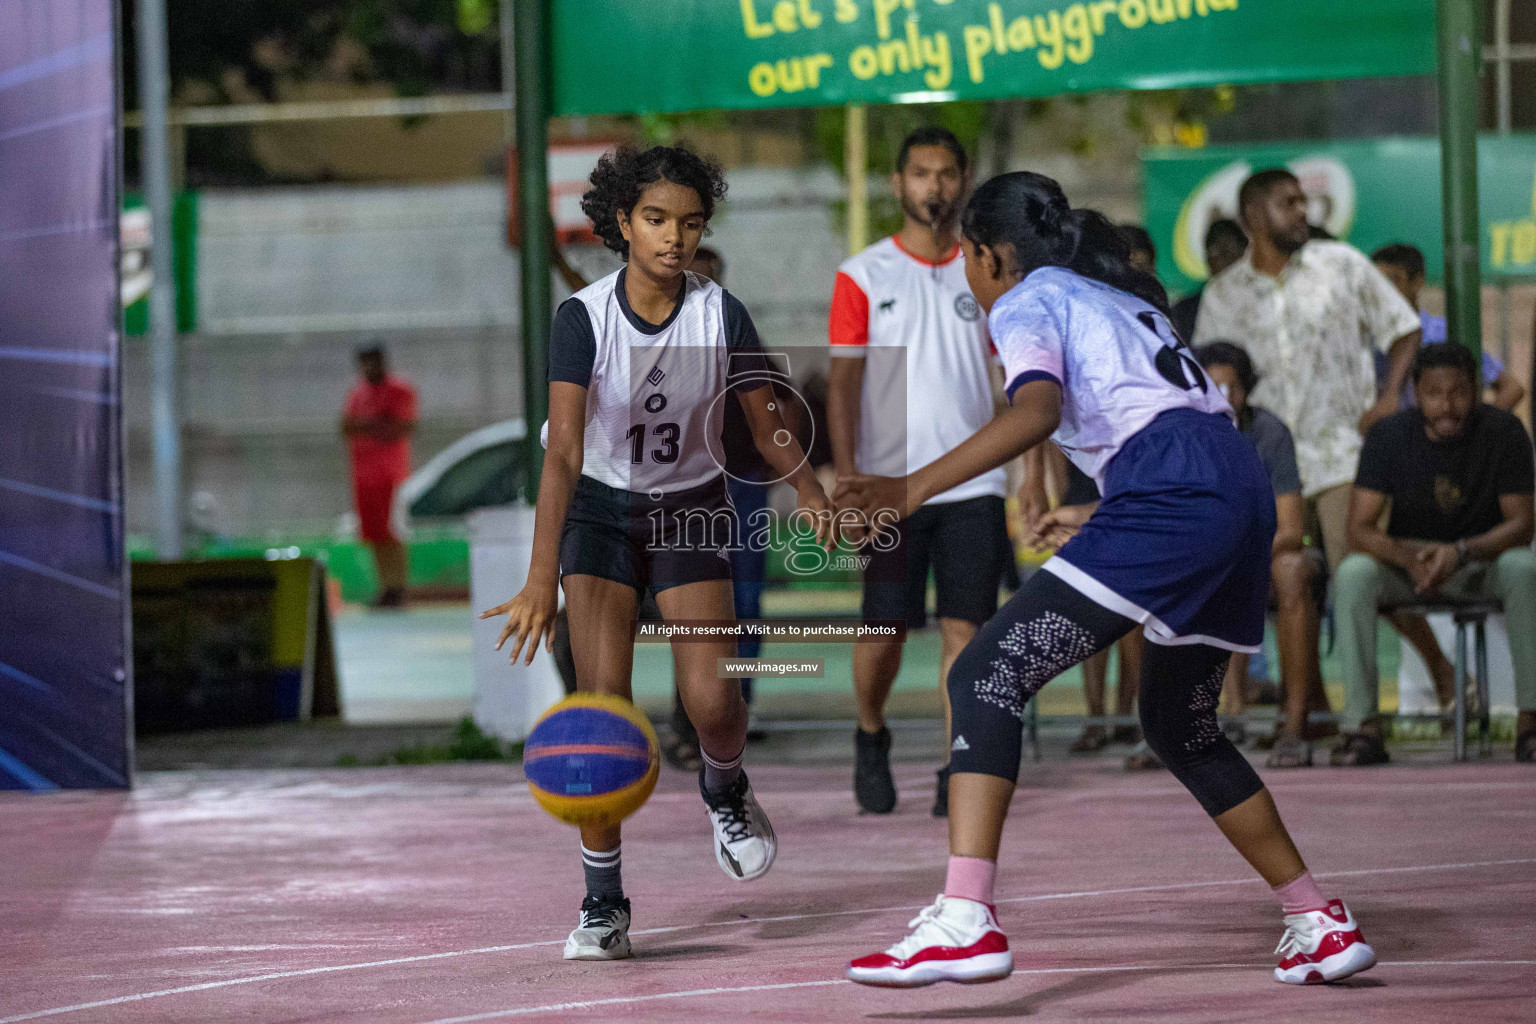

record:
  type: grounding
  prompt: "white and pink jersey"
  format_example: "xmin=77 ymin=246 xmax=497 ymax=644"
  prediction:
xmin=991 ymin=267 xmax=1232 ymax=488
xmin=829 ymin=236 xmax=1005 ymax=505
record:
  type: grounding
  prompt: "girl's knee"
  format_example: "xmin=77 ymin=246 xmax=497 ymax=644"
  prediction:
xmin=678 ymin=680 xmax=746 ymax=739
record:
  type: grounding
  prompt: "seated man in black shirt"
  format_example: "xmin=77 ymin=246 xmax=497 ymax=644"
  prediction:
xmin=1335 ymin=343 xmax=1536 ymax=765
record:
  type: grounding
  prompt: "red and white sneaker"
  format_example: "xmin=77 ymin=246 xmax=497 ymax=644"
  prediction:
xmin=847 ymin=895 xmax=1013 ymax=988
xmin=1273 ymin=899 xmax=1376 ymax=984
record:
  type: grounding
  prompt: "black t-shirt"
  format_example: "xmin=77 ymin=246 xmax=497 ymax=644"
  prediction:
xmin=1170 ymin=287 xmax=1202 ymax=344
xmin=1354 ymin=406 xmax=1535 ymax=542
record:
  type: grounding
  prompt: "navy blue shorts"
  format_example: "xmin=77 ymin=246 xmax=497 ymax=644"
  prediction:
xmin=1044 ymin=409 xmax=1276 ymax=653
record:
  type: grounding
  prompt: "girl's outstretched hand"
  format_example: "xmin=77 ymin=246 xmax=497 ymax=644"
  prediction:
xmin=1026 ymin=503 xmax=1094 ymax=550
xmin=834 ymin=473 xmax=913 ymax=525
xmin=796 ymin=477 xmax=840 ymax=551
xmin=479 ymin=581 xmax=559 ymax=666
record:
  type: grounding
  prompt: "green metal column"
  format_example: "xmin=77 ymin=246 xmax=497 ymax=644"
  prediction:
xmin=514 ymin=0 xmax=552 ymax=503
xmin=1436 ymin=0 xmax=1483 ymax=360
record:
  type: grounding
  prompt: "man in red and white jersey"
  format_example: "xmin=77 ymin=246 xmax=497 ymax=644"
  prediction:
xmin=828 ymin=128 xmax=1008 ymax=817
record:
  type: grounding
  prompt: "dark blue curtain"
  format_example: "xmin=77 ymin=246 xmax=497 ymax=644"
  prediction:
xmin=0 ymin=1 xmax=129 ymax=789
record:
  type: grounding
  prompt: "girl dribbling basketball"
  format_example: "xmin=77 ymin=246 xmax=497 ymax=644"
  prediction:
xmin=481 ymin=145 xmax=834 ymax=961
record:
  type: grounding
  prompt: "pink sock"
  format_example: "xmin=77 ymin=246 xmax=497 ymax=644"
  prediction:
xmin=944 ymin=856 xmax=997 ymax=906
xmin=1272 ymin=871 xmax=1327 ymax=914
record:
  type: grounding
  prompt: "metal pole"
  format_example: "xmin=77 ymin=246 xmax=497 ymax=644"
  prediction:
xmin=989 ymin=100 xmax=1016 ymax=180
xmin=515 ymin=0 xmax=551 ymax=504
xmin=1495 ymin=0 xmax=1512 ymax=136
xmin=1437 ymin=0 xmax=1484 ymax=361
xmin=845 ymin=103 xmax=868 ymax=256
xmin=500 ymin=0 xmax=516 ymax=141
xmin=135 ymin=0 xmax=181 ymax=558
xmin=1499 ymin=283 xmax=1511 ymax=363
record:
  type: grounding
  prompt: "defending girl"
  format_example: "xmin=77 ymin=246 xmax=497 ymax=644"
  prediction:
xmin=838 ymin=172 xmax=1375 ymax=987
xmin=482 ymin=145 xmax=834 ymax=961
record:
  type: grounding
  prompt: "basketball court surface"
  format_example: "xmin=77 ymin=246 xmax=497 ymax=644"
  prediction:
xmin=4 ymin=753 xmax=1532 ymax=1023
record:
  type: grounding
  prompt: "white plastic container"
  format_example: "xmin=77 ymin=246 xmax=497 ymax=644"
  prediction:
xmin=1396 ymin=614 xmax=1517 ymax=716
xmin=468 ymin=504 xmax=565 ymax=741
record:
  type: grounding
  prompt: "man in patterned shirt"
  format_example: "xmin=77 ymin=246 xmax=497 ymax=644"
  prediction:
xmin=1194 ymin=169 xmax=1422 ymax=576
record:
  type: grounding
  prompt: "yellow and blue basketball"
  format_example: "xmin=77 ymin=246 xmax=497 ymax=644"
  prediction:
xmin=522 ymin=693 xmax=660 ymax=828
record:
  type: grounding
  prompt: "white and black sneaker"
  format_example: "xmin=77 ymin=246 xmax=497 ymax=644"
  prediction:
xmin=563 ymin=894 xmax=632 ymax=960
xmin=700 ymin=769 xmax=777 ymax=881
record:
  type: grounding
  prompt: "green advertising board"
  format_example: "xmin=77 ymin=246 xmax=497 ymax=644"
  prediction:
xmin=550 ymin=0 xmax=1434 ymax=116
xmin=1145 ymin=135 xmax=1536 ymax=297
xmin=122 ymin=190 xmax=197 ymax=335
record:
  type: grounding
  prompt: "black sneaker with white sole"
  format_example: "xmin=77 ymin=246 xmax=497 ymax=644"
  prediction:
xmin=700 ymin=769 xmax=777 ymax=881
xmin=854 ymin=726 xmax=896 ymax=813
xmin=563 ymin=894 xmax=632 ymax=960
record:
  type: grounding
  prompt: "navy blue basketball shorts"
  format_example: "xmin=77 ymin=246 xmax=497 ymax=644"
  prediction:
xmin=1046 ymin=409 xmax=1276 ymax=654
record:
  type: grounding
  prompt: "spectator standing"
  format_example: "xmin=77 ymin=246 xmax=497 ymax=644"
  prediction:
xmin=1335 ymin=343 xmax=1536 ymax=765
xmin=1171 ymin=219 xmax=1247 ymax=342
xmin=341 ymin=342 xmax=418 ymax=607
xmin=828 ymin=127 xmax=1008 ymax=817
xmin=1194 ymin=169 xmax=1422 ymax=578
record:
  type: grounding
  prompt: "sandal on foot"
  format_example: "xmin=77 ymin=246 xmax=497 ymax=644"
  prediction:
xmin=1329 ymin=732 xmax=1389 ymax=767
xmin=1069 ymin=725 xmax=1108 ymax=754
xmin=1265 ymin=737 xmax=1313 ymax=769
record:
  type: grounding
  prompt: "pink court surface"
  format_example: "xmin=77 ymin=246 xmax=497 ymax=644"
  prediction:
xmin=3 ymin=758 xmax=1533 ymax=1023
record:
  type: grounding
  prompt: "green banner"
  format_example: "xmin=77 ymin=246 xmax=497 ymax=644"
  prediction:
xmin=1144 ymin=136 xmax=1536 ymax=297
xmin=123 ymin=191 xmax=198 ymax=335
xmin=550 ymin=0 xmax=1434 ymax=116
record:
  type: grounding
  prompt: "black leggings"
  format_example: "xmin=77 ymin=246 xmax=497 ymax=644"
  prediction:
xmin=947 ymin=569 xmax=1264 ymax=818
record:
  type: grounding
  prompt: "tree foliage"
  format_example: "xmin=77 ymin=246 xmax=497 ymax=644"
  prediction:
xmin=121 ymin=0 xmax=503 ymax=108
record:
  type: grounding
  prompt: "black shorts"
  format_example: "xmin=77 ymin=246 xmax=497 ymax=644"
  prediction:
xmin=1062 ymin=462 xmax=1101 ymax=507
xmin=862 ymin=495 xmax=1008 ymax=629
xmin=559 ymin=474 xmax=735 ymax=594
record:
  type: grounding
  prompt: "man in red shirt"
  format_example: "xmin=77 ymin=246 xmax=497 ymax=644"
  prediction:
xmin=341 ymin=342 xmax=418 ymax=607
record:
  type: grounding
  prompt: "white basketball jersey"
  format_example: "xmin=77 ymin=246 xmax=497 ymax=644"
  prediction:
xmin=829 ymin=236 xmax=1005 ymax=504
xmin=555 ymin=268 xmax=761 ymax=495
xmin=989 ymin=267 xmax=1232 ymax=488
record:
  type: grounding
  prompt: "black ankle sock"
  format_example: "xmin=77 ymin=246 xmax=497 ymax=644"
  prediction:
xmin=581 ymin=843 xmax=622 ymax=899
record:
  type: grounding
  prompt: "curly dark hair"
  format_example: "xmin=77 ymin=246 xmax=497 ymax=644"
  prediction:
xmin=580 ymin=145 xmax=727 ymax=260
